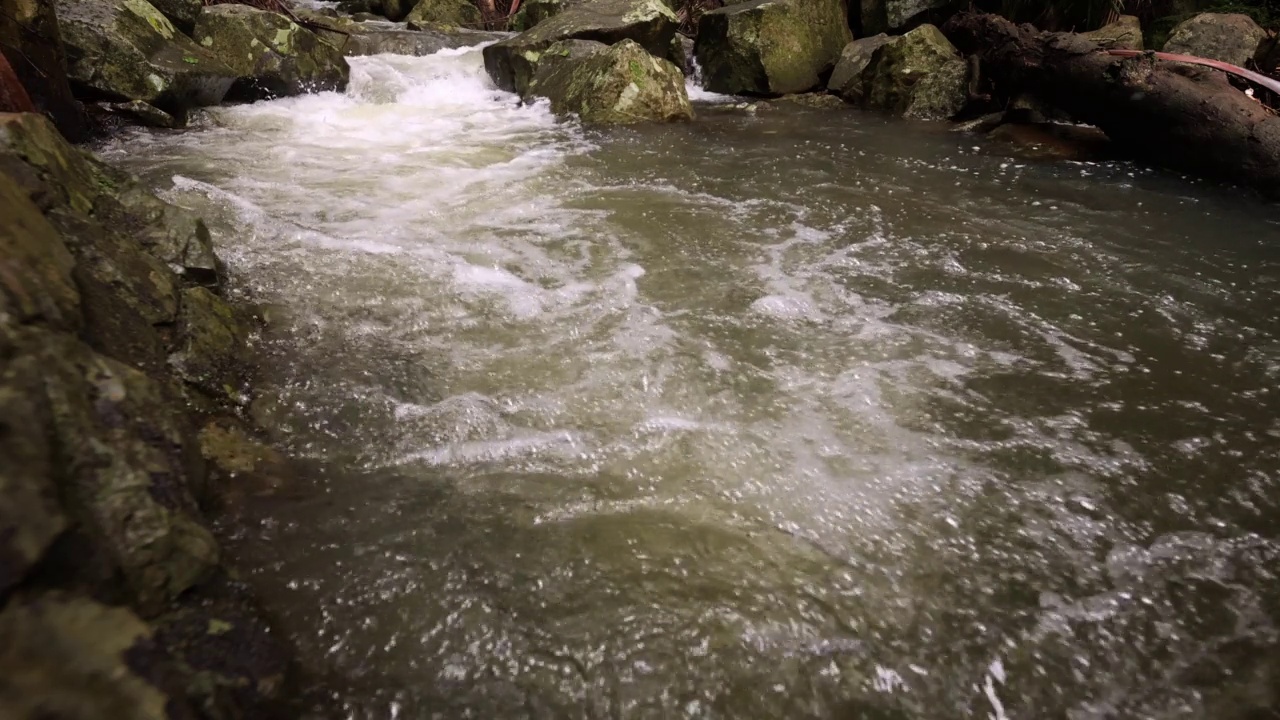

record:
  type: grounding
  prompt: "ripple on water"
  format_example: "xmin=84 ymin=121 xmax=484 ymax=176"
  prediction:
xmin=101 ymin=45 xmax=1280 ymax=720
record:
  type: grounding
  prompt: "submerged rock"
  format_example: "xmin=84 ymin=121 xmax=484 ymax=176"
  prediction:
xmin=694 ymin=0 xmax=851 ymax=96
xmin=54 ymin=0 xmax=237 ymax=115
xmin=1083 ymin=14 xmax=1143 ymax=51
xmin=526 ymin=38 xmax=693 ymax=123
xmin=482 ymin=0 xmax=678 ymax=95
xmin=405 ymin=0 xmax=484 ymax=28
xmin=840 ymin=23 xmax=967 ymax=120
xmin=193 ymin=4 xmax=350 ymax=101
xmin=0 ymin=0 xmax=86 ymax=141
xmin=1161 ymin=13 xmax=1267 ymax=66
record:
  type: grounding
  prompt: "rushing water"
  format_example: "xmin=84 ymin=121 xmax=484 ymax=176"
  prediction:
xmin=102 ymin=45 xmax=1280 ymax=719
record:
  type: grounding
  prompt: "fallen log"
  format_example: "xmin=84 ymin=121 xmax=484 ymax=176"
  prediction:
xmin=943 ymin=12 xmax=1280 ymax=200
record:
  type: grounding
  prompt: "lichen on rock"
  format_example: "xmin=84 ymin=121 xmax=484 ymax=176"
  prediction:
xmin=525 ymin=38 xmax=694 ymax=123
xmin=483 ymin=0 xmax=679 ymax=95
xmin=193 ymin=4 xmax=350 ymax=101
xmin=694 ymin=0 xmax=851 ymax=96
xmin=53 ymin=0 xmax=237 ymax=116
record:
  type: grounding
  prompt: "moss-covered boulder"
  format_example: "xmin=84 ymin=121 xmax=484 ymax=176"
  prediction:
xmin=53 ymin=0 xmax=237 ymax=115
xmin=405 ymin=0 xmax=483 ymax=28
xmin=39 ymin=331 xmax=220 ymax=613
xmin=1161 ymin=13 xmax=1267 ymax=67
xmin=482 ymin=0 xmax=678 ymax=95
xmin=0 ymin=0 xmax=86 ymax=141
xmin=379 ymin=0 xmax=416 ymax=21
xmin=694 ymin=0 xmax=851 ymax=96
xmin=1083 ymin=14 xmax=1143 ymax=51
xmin=193 ymin=4 xmax=350 ymax=102
xmin=525 ymin=38 xmax=693 ymax=123
xmin=826 ymin=33 xmax=890 ymax=103
xmin=0 ymin=113 xmax=221 ymax=285
xmin=854 ymin=24 xmax=967 ymax=120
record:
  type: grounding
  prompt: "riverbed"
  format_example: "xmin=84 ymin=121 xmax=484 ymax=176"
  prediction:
xmin=102 ymin=44 xmax=1280 ymax=719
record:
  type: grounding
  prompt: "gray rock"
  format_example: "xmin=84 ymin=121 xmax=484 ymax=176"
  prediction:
xmin=193 ymin=4 xmax=350 ymax=101
xmin=1162 ymin=13 xmax=1268 ymax=67
xmin=483 ymin=0 xmax=678 ymax=95
xmin=826 ymin=34 xmax=890 ymax=103
xmin=54 ymin=0 xmax=237 ymax=114
xmin=526 ymin=39 xmax=694 ymax=123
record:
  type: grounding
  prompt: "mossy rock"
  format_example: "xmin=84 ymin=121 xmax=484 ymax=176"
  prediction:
xmin=694 ymin=0 xmax=851 ymax=96
xmin=861 ymin=24 xmax=967 ymax=120
xmin=0 ymin=334 xmax=68 ymax=596
xmin=0 ymin=113 xmax=223 ymax=285
xmin=861 ymin=0 xmax=954 ymax=34
xmin=0 ymin=164 xmax=80 ymax=332
xmin=169 ymin=287 xmax=253 ymax=402
xmin=405 ymin=0 xmax=483 ymax=28
xmin=53 ymin=0 xmax=237 ymax=114
xmin=38 ymin=331 xmax=219 ymax=614
xmin=482 ymin=0 xmax=679 ymax=95
xmin=526 ymin=38 xmax=693 ymax=123
xmin=1161 ymin=12 xmax=1267 ymax=66
xmin=193 ymin=4 xmax=350 ymax=102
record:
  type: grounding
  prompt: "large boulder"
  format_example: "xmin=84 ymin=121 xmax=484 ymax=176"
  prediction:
xmin=40 ymin=332 xmax=220 ymax=613
xmin=0 ymin=113 xmax=221 ymax=284
xmin=405 ymin=0 xmax=484 ymax=28
xmin=694 ymin=0 xmax=851 ymax=96
xmin=1161 ymin=13 xmax=1268 ymax=67
xmin=842 ymin=23 xmax=967 ymax=120
xmin=526 ymin=39 xmax=693 ymax=123
xmin=54 ymin=0 xmax=237 ymax=115
xmin=193 ymin=5 xmax=350 ymax=101
xmin=1083 ymin=15 xmax=1143 ymax=51
xmin=482 ymin=0 xmax=678 ymax=95
xmin=0 ymin=0 xmax=86 ymax=141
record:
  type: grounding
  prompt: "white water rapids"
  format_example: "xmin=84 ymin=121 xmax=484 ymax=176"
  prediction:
xmin=103 ymin=45 xmax=1280 ymax=719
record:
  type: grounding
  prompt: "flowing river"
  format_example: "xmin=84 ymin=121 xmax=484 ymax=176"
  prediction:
xmin=102 ymin=44 xmax=1280 ymax=719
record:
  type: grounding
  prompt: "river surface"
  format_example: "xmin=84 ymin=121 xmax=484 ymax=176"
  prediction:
xmin=102 ymin=45 xmax=1280 ymax=720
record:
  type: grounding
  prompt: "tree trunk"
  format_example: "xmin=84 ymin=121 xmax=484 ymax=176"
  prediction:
xmin=0 ymin=0 xmax=87 ymax=142
xmin=943 ymin=12 xmax=1280 ymax=200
